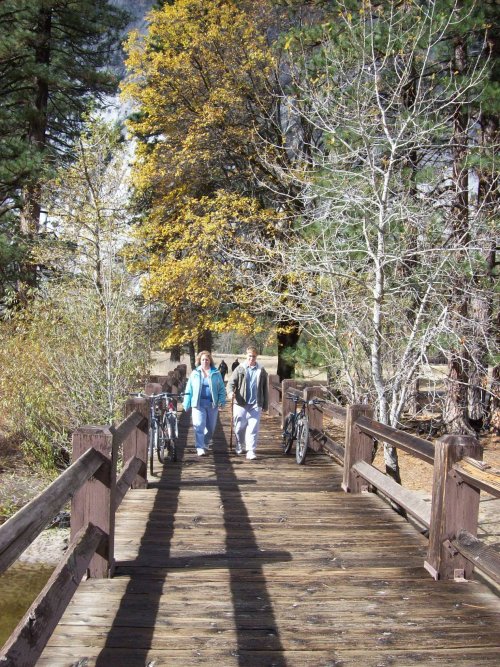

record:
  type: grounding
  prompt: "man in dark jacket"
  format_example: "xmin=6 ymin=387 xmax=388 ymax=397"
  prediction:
xmin=227 ymin=347 xmax=268 ymax=460
xmin=218 ymin=359 xmax=228 ymax=381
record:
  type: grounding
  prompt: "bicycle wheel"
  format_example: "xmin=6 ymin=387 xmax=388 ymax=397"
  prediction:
xmin=148 ymin=425 xmax=157 ymax=476
xmin=295 ymin=415 xmax=309 ymax=465
xmin=157 ymin=425 xmax=166 ymax=464
xmin=168 ymin=438 xmax=177 ymax=462
xmin=282 ymin=413 xmax=294 ymax=454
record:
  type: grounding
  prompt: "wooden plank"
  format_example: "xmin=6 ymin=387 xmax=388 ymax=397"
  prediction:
xmin=453 ymin=458 xmax=500 ymax=498
xmin=122 ymin=397 xmax=149 ymax=489
xmin=425 ymin=435 xmax=483 ymax=580
xmin=309 ymin=427 xmax=345 ymax=463
xmin=71 ymin=427 xmax=116 ymax=578
xmin=36 ymin=647 xmax=500 ymax=667
xmin=322 ymin=402 xmax=347 ymax=421
xmin=343 ymin=404 xmax=374 ymax=492
xmin=356 ymin=415 xmax=435 ymax=463
xmin=42 ymin=622 xmax=500 ymax=651
xmin=352 ymin=460 xmax=431 ymax=527
xmin=452 ymin=529 xmax=500 ymax=584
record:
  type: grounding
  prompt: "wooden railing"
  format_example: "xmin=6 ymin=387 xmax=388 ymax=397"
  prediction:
xmin=270 ymin=375 xmax=500 ymax=586
xmin=1 ymin=364 xmax=497 ymax=663
xmin=0 ymin=365 xmax=186 ymax=667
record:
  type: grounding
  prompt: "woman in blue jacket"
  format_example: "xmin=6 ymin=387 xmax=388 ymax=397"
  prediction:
xmin=183 ymin=350 xmax=226 ymax=456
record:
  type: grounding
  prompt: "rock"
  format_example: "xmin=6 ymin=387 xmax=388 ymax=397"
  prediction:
xmin=18 ymin=528 xmax=70 ymax=566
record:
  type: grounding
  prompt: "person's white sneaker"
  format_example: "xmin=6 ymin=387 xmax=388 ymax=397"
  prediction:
xmin=246 ymin=451 xmax=257 ymax=460
xmin=235 ymin=444 xmax=243 ymax=455
xmin=196 ymin=448 xmax=206 ymax=456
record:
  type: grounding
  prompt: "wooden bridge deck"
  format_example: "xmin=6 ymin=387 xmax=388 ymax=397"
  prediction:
xmin=39 ymin=411 xmax=500 ymax=666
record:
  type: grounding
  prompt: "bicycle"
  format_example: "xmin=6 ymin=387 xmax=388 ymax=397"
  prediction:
xmin=132 ymin=391 xmax=184 ymax=476
xmin=158 ymin=393 xmax=185 ymax=466
xmin=282 ymin=394 xmax=323 ymax=465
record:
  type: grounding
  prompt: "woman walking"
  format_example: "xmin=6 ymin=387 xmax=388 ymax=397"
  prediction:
xmin=183 ymin=350 xmax=226 ymax=456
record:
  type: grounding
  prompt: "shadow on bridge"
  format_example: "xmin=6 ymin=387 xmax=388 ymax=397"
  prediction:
xmin=96 ymin=411 xmax=291 ymax=666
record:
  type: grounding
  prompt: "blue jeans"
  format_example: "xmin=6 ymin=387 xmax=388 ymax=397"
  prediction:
xmin=192 ymin=401 xmax=219 ymax=450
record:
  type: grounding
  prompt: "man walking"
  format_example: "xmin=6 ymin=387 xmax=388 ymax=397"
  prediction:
xmin=227 ymin=347 xmax=268 ymax=460
xmin=218 ymin=359 xmax=228 ymax=382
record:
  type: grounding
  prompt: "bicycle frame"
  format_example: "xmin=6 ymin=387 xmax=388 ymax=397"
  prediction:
xmin=162 ymin=398 xmax=179 ymax=440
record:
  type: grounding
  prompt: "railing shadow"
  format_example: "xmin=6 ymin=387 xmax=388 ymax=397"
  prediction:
xmin=96 ymin=410 xmax=290 ymax=666
xmin=95 ymin=413 xmax=188 ymax=666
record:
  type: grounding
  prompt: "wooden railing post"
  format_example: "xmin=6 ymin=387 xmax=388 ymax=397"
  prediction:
xmin=342 ymin=404 xmax=374 ymax=493
xmin=176 ymin=363 xmax=187 ymax=386
xmin=166 ymin=370 xmax=177 ymax=394
xmin=71 ymin=426 xmax=116 ymax=578
xmin=122 ymin=397 xmax=149 ymax=489
xmin=268 ymin=374 xmax=281 ymax=417
xmin=281 ymin=379 xmax=300 ymax=428
xmin=145 ymin=381 xmax=163 ymax=397
xmin=304 ymin=386 xmax=324 ymax=453
xmin=425 ymin=434 xmax=483 ymax=580
xmin=154 ymin=375 xmax=169 ymax=389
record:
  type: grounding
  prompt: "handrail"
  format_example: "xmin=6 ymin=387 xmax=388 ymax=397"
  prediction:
xmin=452 ymin=457 xmax=500 ymax=498
xmin=0 ymin=523 xmax=106 ymax=667
xmin=0 ymin=363 xmax=187 ymax=665
xmin=111 ymin=408 xmax=146 ymax=448
xmin=285 ymin=386 xmax=303 ymax=398
xmin=283 ymin=379 xmax=498 ymax=583
xmin=355 ymin=415 xmax=435 ymax=464
xmin=0 ymin=447 xmax=104 ymax=575
xmin=308 ymin=427 xmax=344 ymax=464
xmin=321 ymin=402 xmax=347 ymax=421
xmin=115 ymin=456 xmax=143 ymax=509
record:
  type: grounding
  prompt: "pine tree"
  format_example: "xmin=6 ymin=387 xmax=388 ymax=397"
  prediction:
xmin=0 ymin=0 xmax=129 ymax=268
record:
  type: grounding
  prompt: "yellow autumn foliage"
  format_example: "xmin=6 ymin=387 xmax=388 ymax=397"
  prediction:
xmin=122 ymin=0 xmax=281 ymax=348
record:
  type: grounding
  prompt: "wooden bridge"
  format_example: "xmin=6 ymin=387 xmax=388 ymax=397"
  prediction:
xmin=1 ymin=369 xmax=500 ymax=666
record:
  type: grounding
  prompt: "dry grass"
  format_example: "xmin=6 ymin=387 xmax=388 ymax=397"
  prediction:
xmin=0 ymin=427 xmax=50 ymax=523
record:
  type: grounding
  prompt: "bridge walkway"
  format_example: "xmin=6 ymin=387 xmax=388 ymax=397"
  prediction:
xmin=39 ymin=410 xmax=500 ymax=666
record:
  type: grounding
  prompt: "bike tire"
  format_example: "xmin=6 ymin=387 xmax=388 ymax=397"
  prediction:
xmin=282 ymin=412 xmax=294 ymax=454
xmin=168 ymin=439 xmax=177 ymax=462
xmin=295 ymin=415 xmax=309 ymax=465
xmin=148 ymin=426 xmax=157 ymax=476
xmin=157 ymin=426 xmax=166 ymax=464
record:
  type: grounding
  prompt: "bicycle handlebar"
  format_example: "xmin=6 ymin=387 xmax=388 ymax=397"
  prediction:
xmin=130 ymin=391 xmax=185 ymax=400
xmin=285 ymin=393 xmax=325 ymax=406
xmin=285 ymin=393 xmax=303 ymax=403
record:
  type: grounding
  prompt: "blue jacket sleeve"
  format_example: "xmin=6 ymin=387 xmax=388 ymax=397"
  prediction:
xmin=183 ymin=375 xmax=193 ymax=410
xmin=217 ymin=374 xmax=226 ymax=407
